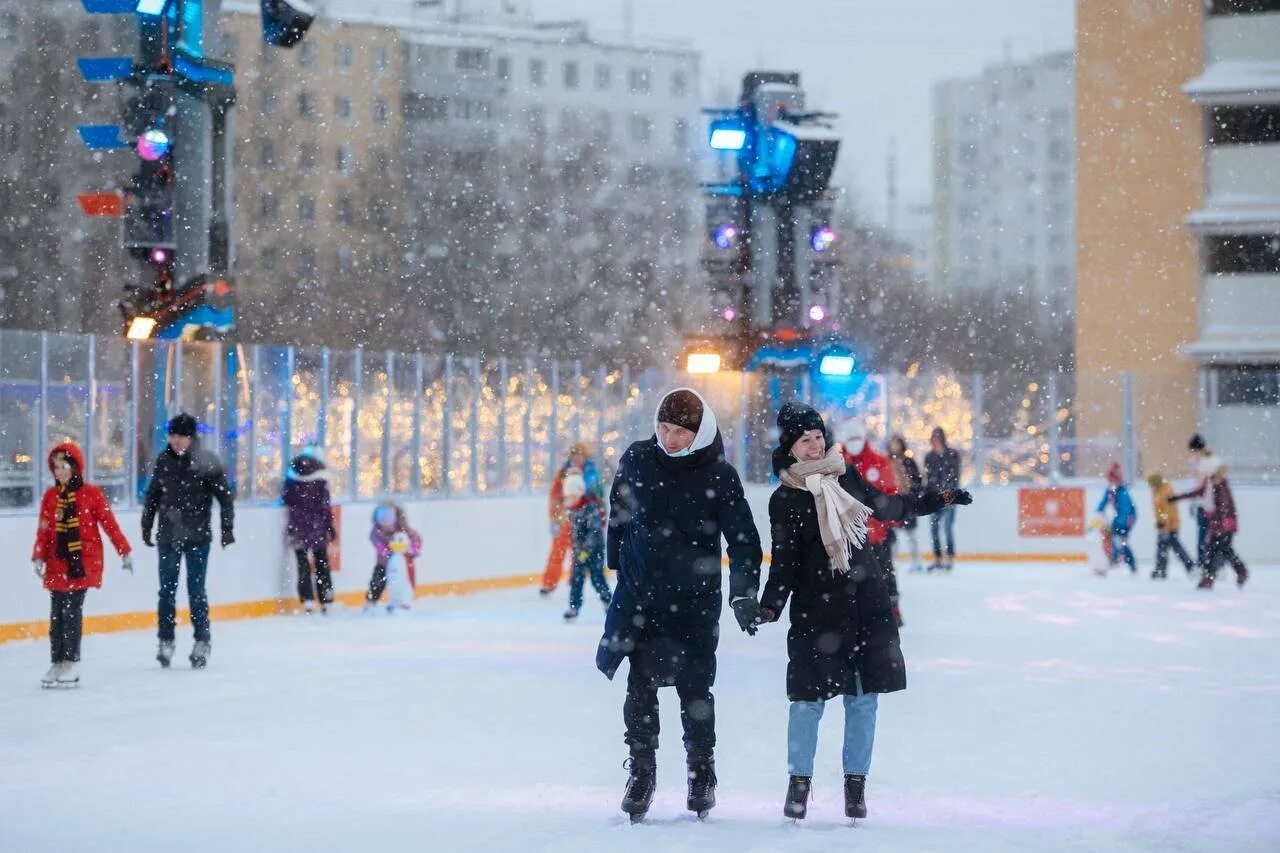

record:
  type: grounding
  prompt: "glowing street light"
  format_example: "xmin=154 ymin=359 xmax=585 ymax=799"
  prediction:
xmin=818 ymin=354 xmax=855 ymax=376
xmin=686 ymin=352 xmax=722 ymax=374
xmin=810 ymin=226 xmax=836 ymax=253
xmin=126 ymin=316 xmax=157 ymax=340
xmin=712 ymin=223 xmax=739 ymax=250
xmin=808 ymin=305 xmax=826 ymax=322
xmin=136 ymin=128 xmax=171 ymax=161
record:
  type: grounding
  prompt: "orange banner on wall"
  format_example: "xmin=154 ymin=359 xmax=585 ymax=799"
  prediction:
xmin=328 ymin=505 xmax=342 ymax=572
xmin=1018 ymin=487 xmax=1085 ymax=537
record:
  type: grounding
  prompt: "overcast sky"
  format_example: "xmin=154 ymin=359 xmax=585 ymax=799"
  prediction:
xmin=532 ymin=0 xmax=1075 ymax=228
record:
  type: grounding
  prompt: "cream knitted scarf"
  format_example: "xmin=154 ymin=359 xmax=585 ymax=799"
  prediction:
xmin=778 ymin=447 xmax=873 ymax=575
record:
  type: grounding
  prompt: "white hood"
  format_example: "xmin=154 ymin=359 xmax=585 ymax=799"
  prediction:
xmin=653 ymin=387 xmax=718 ymax=457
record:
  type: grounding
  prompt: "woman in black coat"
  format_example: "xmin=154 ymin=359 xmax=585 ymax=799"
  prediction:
xmin=760 ymin=403 xmax=969 ymax=822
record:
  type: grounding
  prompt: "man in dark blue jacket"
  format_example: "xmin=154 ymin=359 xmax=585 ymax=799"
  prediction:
xmin=597 ymin=388 xmax=763 ymax=822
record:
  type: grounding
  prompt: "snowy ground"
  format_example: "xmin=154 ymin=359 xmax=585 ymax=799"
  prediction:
xmin=2 ymin=563 xmax=1279 ymax=853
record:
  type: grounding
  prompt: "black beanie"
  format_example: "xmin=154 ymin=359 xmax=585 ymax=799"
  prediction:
xmin=657 ymin=389 xmax=703 ymax=433
xmin=168 ymin=413 xmax=198 ymax=437
xmin=1188 ymin=433 xmax=1205 ymax=451
xmin=777 ymin=401 xmax=828 ymax=454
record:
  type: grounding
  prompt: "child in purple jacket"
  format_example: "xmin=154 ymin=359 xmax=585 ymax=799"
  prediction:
xmin=366 ymin=502 xmax=422 ymax=608
xmin=282 ymin=446 xmax=336 ymax=612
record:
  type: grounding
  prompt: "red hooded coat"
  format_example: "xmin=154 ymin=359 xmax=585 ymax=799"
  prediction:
xmin=843 ymin=443 xmax=898 ymax=546
xmin=31 ymin=443 xmax=132 ymax=592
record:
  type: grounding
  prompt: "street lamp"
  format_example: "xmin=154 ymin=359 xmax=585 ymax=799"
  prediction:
xmin=126 ymin=316 xmax=157 ymax=340
xmin=686 ymin=352 xmax=722 ymax=374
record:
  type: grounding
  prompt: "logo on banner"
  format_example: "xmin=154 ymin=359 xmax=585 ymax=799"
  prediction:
xmin=1018 ymin=488 xmax=1085 ymax=537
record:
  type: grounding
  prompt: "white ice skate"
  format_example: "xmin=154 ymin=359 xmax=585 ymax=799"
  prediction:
xmin=156 ymin=641 xmax=175 ymax=668
xmin=40 ymin=663 xmax=62 ymax=688
xmin=190 ymin=641 xmax=210 ymax=669
xmin=55 ymin=662 xmax=79 ymax=688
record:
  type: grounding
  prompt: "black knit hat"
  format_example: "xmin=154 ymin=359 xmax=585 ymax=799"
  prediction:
xmin=1188 ymin=433 xmax=1206 ymax=451
xmin=657 ymin=389 xmax=703 ymax=432
xmin=168 ymin=413 xmax=198 ymax=437
xmin=777 ymin=401 xmax=828 ymax=454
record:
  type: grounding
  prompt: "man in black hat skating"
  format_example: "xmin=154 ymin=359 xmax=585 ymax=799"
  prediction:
xmin=597 ymin=388 xmax=763 ymax=822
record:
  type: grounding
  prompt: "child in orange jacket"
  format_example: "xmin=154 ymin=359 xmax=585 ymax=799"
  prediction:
xmin=1146 ymin=473 xmax=1193 ymax=579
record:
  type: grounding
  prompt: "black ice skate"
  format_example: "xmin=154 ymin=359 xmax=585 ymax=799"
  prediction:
xmin=562 ymin=607 xmax=580 ymax=621
xmin=156 ymin=641 xmax=175 ymax=668
xmin=687 ymin=759 xmax=716 ymax=819
xmin=620 ymin=755 xmax=656 ymax=823
xmin=189 ymin=641 xmax=210 ymax=669
xmin=844 ymin=774 xmax=867 ymax=820
xmin=783 ymin=775 xmax=811 ymax=820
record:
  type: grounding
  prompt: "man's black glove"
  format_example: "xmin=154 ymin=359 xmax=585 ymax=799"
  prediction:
xmin=731 ymin=597 xmax=762 ymax=636
xmin=141 ymin=528 xmax=154 ymax=548
xmin=946 ymin=489 xmax=974 ymax=506
xmin=221 ymin=530 xmax=235 ymax=549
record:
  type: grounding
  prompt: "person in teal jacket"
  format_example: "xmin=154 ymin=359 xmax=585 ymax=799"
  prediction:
xmin=1097 ymin=462 xmax=1137 ymax=572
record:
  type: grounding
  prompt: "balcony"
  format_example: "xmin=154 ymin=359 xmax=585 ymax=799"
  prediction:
xmin=1206 ymin=11 xmax=1280 ymax=65
xmin=1206 ymin=142 xmax=1280 ymax=203
xmin=1194 ymin=273 xmax=1280 ymax=357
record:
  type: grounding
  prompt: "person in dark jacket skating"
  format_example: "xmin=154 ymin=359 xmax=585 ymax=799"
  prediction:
xmin=140 ymin=413 xmax=235 ymax=669
xmin=759 ymin=403 xmax=970 ymax=822
xmin=282 ymin=446 xmax=337 ymax=613
xmin=597 ymin=388 xmax=763 ymax=822
xmin=924 ymin=426 xmax=962 ymax=569
xmin=1172 ymin=462 xmax=1247 ymax=590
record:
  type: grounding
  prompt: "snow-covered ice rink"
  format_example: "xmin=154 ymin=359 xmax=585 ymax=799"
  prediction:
xmin=3 ymin=563 xmax=1278 ymax=852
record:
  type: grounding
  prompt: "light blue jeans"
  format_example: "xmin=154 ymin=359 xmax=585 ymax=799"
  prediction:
xmin=787 ymin=674 xmax=878 ymax=777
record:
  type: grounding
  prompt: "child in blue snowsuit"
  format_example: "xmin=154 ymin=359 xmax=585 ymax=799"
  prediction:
xmin=1097 ymin=462 xmax=1137 ymax=572
xmin=561 ymin=443 xmax=611 ymax=620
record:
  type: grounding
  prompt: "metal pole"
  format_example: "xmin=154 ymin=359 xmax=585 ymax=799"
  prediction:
xmin=621 ymin=363 xmax=631 ymax=456
xmin=248 ymin=344 xmax=260 ymax=501
xmin=37 ymin=332 xmax=47 ymax=500
xmin=498 ymin=358 xmax=509 ymax=492
xmin=970 ymin=372 xmax=985 ymax=484
xmin=284 ymin=345 xmax=295 ymax=471
xmin=128 ymin=341 xmax=139 ymax=508
xmin=211 ymin=341 xmax=223 ymax=458
xmin=469 ymin=357 xmax=480 ymax=494
xmin=1047 ymin=372 xmax=1061 ymax=482
xmin=174 ymin=339 xmax=184 ymax=419
xmin=549 ymin=361 xmax=560 ymax=475
xmin=442 ymin=354 xmax=453 ymax=495
xmin=86 ymin=334 xmax=97 ymax=486
xmin=382 ymin=351 xmax=394 ymax=495
xmin=350 ymin=348 xmax=362 ymax=498
xmin=318 ymin=347 xmax=330 ymax=450
xmin=412 ymin=352 xmax=424 ymax=496
xmin=596 ymin=365 xmax=607 ymax=453
xmin=1122 ymin=371 xmax=1138 ymax=483
xmin=882 ymin=371 xmax=894 ymax=438
xmin=571 ymin=360 xmax=582 ymax=443
xmin=522 ymin=357 xmax=533 ymax=492
xmin=736 ymin=369 xmax=748 ymax=473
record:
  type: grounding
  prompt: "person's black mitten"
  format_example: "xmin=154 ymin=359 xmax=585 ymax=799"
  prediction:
xmin=731 ymin=597 xmax=762 ymax=636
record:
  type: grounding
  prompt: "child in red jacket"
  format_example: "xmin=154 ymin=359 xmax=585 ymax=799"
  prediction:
xmin=31 ymin=443 xmax=133 ymax=688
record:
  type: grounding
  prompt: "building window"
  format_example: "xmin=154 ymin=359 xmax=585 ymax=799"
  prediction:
xmin=1208 ymin=105 xmax=1280 ymax=145
xmin=298 ymin=195 xmax=316 ymax=224
xmin=222 ymin=34 xmax=239 ymax=61
xmin=529 ymin=58 xmax=545 ymax=87
xmin=260 ymin=192 xmax=278 ymax=220
xmin=260 ymin=246 xmax=278 ymax=272
xmin=335 ymin=96 xmax=352 ymax=121
xmin=1216 ymin=366 xmax=1280 ymax=405
xmin=1205 ymin=234 xmax=1280 ymax=274
xmin=496 ymin=55 xmax=510 ymax=80
xmin=373 ymin=98 xmax=389 ymax=124
xmin=403 ymin=93 xmax=448 ymax=121
xmin=563 ymin=61 xmax=579 ymax=89
xmin=629 ymin=113 xmax=652 ymax=144
xmin=260 ymin=89 xmax=278 ymax=118
xmin=671 ymin=70 xmax=688 ymax=97
xmin=299 ymin=41 xmax=315 ymax=67
xmin=259 ymin=139 xmax=276 ymax=169
xmin=375 ymin=46 xmax=391 ymax=74
xmin=300 ymin=142 xmax=317 ymax=171
xmin=452 ymin=150 xmax=486 ymax=173
xmin=374 ymin=148 xmax=390 ymax=178
xmin=628 ymin=67 xmax=650 ymax=93
xmin=297 ymin=246 xmax=316 ymax=278
xmin=595 ymin=63 xmax=611 ymax=89
xmin=456 ymin=48 xmax=489 ymax=72
xmin=372 ymin=200 xmax=391 ymax=230
xmin=1208 ymin=0 xmax=1280 ymax=13
xmin=298 ymin=91 xmax=317 ymax=118
xmin=337 ymin=246 xmax=355 ymax=275
xmin=336 ymin=196 xmax=354 ymax=226
xmin=336 ymin=43 xmax=353 ymax=70
xmin=337 ymin=145 xmax=354 ymax=174
xmin=595 ymin=110 xmax=612 ymax=144
xmin=672 ymin=118 xmax=688 ymax=150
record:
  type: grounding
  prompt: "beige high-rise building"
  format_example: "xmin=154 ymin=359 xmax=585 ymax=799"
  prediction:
xmin=221 ymin=7 xmax=410 ymax=348
xmin=1075 ymin=0 xmax=1280 ymax=480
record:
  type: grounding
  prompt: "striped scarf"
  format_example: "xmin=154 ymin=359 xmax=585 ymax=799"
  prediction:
xmin=54 ymin=477 xmax=85 ymax=579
